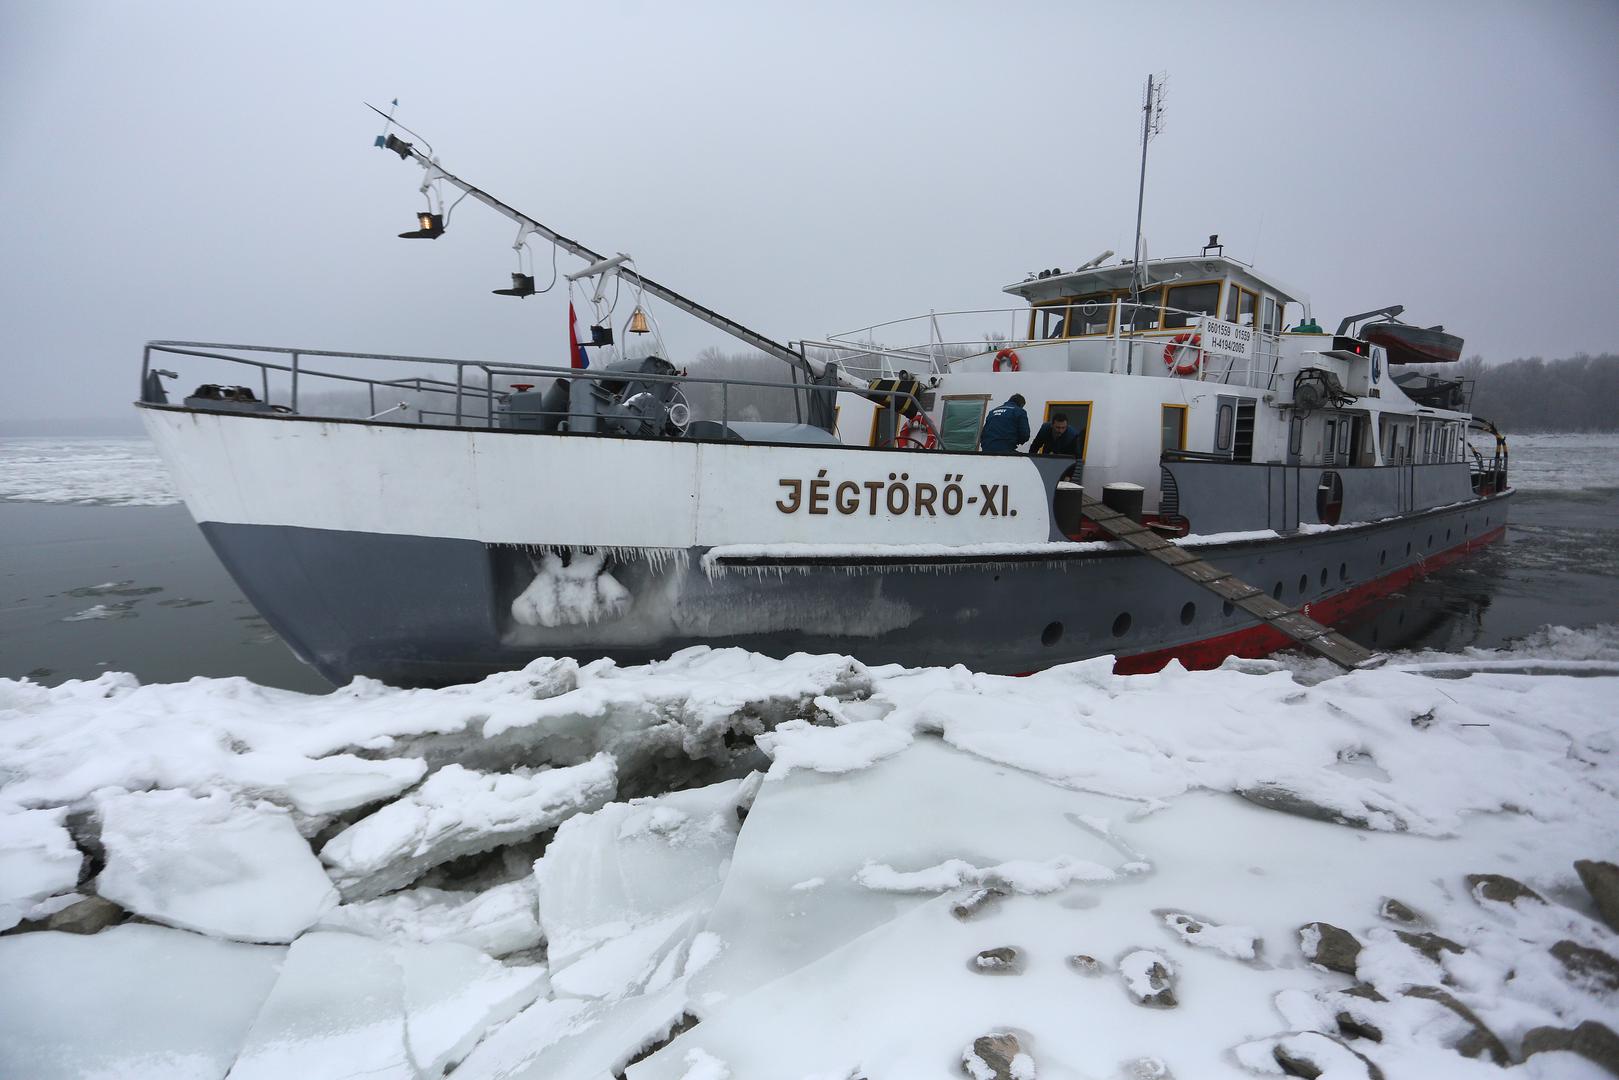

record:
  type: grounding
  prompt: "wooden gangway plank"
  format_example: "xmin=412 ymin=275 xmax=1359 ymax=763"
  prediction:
xmin=1081 ymin=495 xmax=1384 ymax=671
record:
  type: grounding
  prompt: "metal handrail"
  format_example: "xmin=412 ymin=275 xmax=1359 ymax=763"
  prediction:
xmin=140 ymin=339 xmax=933 ymax=439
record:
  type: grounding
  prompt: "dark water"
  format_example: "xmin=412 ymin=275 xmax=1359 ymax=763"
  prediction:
xmin=3 ymin=483 xmax=1616 ymax=694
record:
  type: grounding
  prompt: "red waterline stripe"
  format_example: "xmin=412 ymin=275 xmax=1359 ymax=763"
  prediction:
xmin=1109 ymin=523 xmax=1508 ymax=675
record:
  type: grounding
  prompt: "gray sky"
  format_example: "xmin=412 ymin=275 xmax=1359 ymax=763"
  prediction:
xmin=3 ymin=0 xmax=1616 ymax=425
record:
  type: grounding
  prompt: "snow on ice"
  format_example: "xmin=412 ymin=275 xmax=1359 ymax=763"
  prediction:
xmin=0 ymin=636 xmax=1617 ymax=1077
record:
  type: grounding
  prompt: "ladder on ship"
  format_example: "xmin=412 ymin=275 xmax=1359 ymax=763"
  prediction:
xmin=1081 ymin=495 xmax=1384 ymax=671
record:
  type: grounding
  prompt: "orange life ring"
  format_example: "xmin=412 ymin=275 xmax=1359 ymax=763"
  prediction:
xmin=1163 ymin=332 xmax=1201 ymax=375
xmin=895 ymin=415 xmax=937 ymax=450
xmin=993 ymin=348 xmax=1021 ymax=372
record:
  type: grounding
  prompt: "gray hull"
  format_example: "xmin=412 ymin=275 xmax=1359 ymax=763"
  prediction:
xmin=202 ymin=493 xmax=1511 ymax=687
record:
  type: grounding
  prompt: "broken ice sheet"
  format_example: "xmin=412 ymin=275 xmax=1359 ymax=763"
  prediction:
xmin=97 ymin=789 xmax=337 ymax=944
xmin=538 ymin=778 xmax=744 ymax=1002
xmin=320 ymin=755 xmax=617 ymax=901
xmin=0 ymin=924 xmax=283 ymax=1080
xmin=0 ymin=807 xmax=82 ymax=931
xmin=316 ymin=878 xmax=542 ymax=957
xmin=398 ymin=940 xmax=547 ymax=1079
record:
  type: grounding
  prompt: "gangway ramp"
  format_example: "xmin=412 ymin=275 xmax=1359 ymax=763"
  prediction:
xmin=1080 ymin=495 xmax=1384 ymax=672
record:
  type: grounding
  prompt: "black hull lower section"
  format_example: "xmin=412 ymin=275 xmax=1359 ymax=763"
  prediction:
xmin=202 ymin=494 xmax=1512 ymax=687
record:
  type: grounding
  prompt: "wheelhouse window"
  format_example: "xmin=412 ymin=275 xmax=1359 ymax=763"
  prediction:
xmin=1262 ymin=296 xmax=1281 ymax=333
xmin=1032 ymin=304 xmax=1069 ymax=340
xmin=1124 ymin=286 xmax=1163 ymax=331
xmin=1224 ymin=285 xmax=1257 ymax=327
xmin=1071 ymin=293 xmax=1113 ymax=336
xmin=1164 ymin=282 xmax=1221 ymax=329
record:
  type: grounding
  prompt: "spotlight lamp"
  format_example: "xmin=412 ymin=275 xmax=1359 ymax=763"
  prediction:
xmin=399 ymin=212 xmax=444 ymax=240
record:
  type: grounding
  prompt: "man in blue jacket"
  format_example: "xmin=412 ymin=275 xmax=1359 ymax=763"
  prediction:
xmin=979 ymin=394 xmax=1030 ymax=452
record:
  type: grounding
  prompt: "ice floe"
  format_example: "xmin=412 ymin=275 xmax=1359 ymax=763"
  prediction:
xmin=0 ymin=631 xmax=1616 ymax=1077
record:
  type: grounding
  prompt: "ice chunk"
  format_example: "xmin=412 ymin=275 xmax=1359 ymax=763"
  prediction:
xmin=399 ymin=940 xmax=547 ymax=1078
xmin=227 ymin=752 xmax=427 ymax=817
xmin=0 ymin=924 xmax=282 ymax=1080
xmin=317 ymin=878 xmax=542 ymax=957
xmin=97 ymin=789 xmax=337 ymax=943
xmin=228 ymin=931 xmax=413 ymax=1080
xmin=537 ymin=779 xmax=743 ymax=973
xmin=321 ymin=756 xmax=617 ymax=901
xmin=0 ymin=807 xmax=82 ymax=930
xmin=755 ymin=717 xmax=912 ymax=774
xmin=456 ymin=980 xmax=692 ymax=1080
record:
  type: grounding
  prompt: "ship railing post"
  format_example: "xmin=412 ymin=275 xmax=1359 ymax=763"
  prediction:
xmin=722 ymin=381 xmax=729 ymax=428
xmin=140 ymin=345 xmax=151 ymax=400
xmin=454 ymin=363 xmax=464 ymax=426
xmin=262 ymin=365 xmax=270 ymax=404
xmin=368 ymin=382 xmax=377 ymax=417
xmin=291 ymin=352 xmax=300 ymax=413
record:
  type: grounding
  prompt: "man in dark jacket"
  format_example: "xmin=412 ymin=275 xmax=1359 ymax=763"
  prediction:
xmin=1030 ymin=411 xmax=1082 ymax=480
xmin=979 ymin=394 xmax=1030 ymax=452
xmin=1030 ymin=412 xmax=1081 ymax=460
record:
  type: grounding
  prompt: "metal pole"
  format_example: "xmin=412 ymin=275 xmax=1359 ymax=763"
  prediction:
xmin=1130 ymin=74 xmax=1155 ymax=301
xmin=291 ymin=352 xmax=300 ymax=413
xmin=140 ymin=345 xmax=151 ymax=400
xmin=454 ymin=363 xmax=464 ymax=426
xmin=262 ymin=365 xmax=270 ymax=403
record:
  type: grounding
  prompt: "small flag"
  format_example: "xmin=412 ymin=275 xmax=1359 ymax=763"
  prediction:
xmin=568 ymin=301 xmax=590 ymax=369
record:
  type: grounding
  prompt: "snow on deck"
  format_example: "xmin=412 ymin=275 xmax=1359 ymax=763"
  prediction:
xmin=1 ymin=636 xmax=1617 ymax=1078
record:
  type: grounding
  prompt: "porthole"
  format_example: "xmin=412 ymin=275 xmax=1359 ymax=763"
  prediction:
xmin=1298 ymin=573 xmax=1309 ymax=595
xmin=1112 ymin=612 xmax=1132 ymax=638
xmin=1427 ymin=533 xmax=1434 ymax=547
xmin=1272 ymin=581 xmax=1284 ymax=600
xmin=1041 ymin=621 xmax=1064 ymax=646
xmin=1464 ymin=523 xmax=1470 ymax=535
xmin=1180 ymin=602 xmax=1196 ymax=626
xmin=1319 ymin=567 xmax=1328 ymax=587
xmin=1446 ymin=529 xmax=1452 ymax=541
xmin=1338 ymin=562 xmax=1348 ymax=582
xmin=1379 ymin=550 xmax=1386 ymax=567
xmin=1222 ymin=600 xmax=1235 ymax=617
xmin=1405 ymin=542 xmax=1412 ymax=556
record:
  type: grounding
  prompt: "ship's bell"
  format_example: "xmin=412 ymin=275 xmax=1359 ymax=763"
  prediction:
xmin=627 ymin=306 xmax=651 ymax=334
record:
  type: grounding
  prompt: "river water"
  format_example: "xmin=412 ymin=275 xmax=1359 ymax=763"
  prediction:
xmin=2 ymin=434 xmax=1617 ymax=693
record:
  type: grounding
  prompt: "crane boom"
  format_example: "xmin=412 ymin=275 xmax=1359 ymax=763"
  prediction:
xmin=378 ymin=128 xmax=810 ymax=376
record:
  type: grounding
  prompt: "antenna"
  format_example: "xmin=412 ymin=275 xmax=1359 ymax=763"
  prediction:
xmin=1129 ymin=73 xmax=1166 ymax=300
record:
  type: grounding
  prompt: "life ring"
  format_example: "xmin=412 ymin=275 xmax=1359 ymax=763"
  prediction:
xmin=993 ymin=348 xmax=1021 ymax=372
xmin=895 ymin=415 xmax=937 ymax=450
xmin=1163 ymin=332 xmax=1201 ymax=375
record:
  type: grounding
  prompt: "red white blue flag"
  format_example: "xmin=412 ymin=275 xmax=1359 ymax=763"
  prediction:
xmin=568 ymin=301 xmax=590 ymax=369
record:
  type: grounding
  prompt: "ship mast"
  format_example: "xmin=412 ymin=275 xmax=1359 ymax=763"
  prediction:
xmin=1129 ymin=73 xmax=1166 ymax=302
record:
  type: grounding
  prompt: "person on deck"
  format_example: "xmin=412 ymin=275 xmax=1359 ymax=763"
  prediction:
xmin=979 ymin=394 xmax=1030 ymax=453
xmin=1030 ymin=411 xmax=1082 ymax=480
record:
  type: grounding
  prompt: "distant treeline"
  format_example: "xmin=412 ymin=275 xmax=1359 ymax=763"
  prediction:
xmin=1442 ymin=354 xmax=1619 ymax=432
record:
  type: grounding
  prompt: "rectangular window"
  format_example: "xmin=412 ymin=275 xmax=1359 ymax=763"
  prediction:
xmin=1262 ymin=296 xmax=1280 ymax=333
xmin=1041 ymin=401 xmax=1092 ymax=461
xmin=1126 ymin=286 xmax=1163 ymax=331
xmin=1223 ymin=285 xmax=1257 ymax=326
xmin=1164 ymin=282 xmax=1221 ymax=329
xmin=1324 ymin=419 xmax=1338 ymax=465
xmin=1288 ymin=415 xmax=1304 ymax=456
xmin=1160 ymin=404 xmax=1187 ymax=452
xmin=1033 ymin=305 xmax=1068 ymax=340
xmin=939 ymin=396 xmax=988 ymax=452
xmin=1072 ymin=293 xmax=1113 ymax=336
xmin=1339 ymin=421 xmax=1352 ymax=457
xmin=1215 ymin=402 xmax=1235 ymax=452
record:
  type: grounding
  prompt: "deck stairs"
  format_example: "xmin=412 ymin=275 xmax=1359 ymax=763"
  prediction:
xmin=1081 ymin=495 xmax=1384 ymax=671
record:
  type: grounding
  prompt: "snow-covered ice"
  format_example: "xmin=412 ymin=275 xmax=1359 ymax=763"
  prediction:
xmin=320 ymin=756 xmax=618 ymax=901
xmin=98 ymin=789 xmax=339 ymax=943
xmin=0 ymin=924 xmax=283 ymax=1080
xmin=0 ymin=807 xmax=82 ymax=930
xmin=0 ymin=437 xmax=179 ymax=506
xmin=1 ymin=631 xmax=1616 ymax=1077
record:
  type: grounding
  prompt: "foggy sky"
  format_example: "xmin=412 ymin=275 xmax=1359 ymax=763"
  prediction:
xmin=2 ymin=0 xmax=1616 ymax=425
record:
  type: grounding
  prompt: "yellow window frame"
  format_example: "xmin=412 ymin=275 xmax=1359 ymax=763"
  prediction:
xmin=1041 ymin=400 xmax=1094 ymax=461
xmin=1160 ymin=404 xmax=1188 ymax=452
